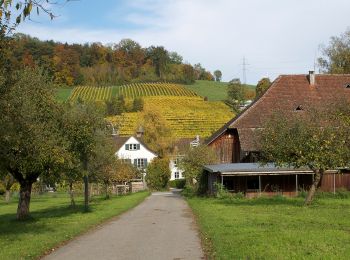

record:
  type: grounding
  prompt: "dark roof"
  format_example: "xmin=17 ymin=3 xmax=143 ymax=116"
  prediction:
xmin=207 ymin=74 xmax=350 ymax=151
xmin=204 ymin=163 xmax=313 ymax=176
xmin=114 ymin=136 xmax=130 ymax=151
xmin=173 ymin=137 xmax=197 ymax=154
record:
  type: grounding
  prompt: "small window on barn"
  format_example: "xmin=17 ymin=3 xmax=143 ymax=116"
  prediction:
xmin=295 ymin=105 xmax=303 ymax=111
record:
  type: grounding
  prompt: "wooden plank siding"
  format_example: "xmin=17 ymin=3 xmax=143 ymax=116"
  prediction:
xmin=209 ymin=129 xmax=240 ymax=163
xmin=319 ymin=173 xmax=350 ymax=192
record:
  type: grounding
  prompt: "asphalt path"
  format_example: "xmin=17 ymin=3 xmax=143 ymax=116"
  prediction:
xmin=43 ymin=190 xmax=204 ymax=260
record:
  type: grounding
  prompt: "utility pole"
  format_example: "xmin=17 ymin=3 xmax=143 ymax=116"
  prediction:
xmin=241 ymin=56 xmax=249 ymax=85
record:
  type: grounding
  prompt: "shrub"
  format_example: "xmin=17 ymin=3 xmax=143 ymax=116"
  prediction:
xmin=168 ymin=179 xmax=186 ymax=189
xmin=146 ymin=158 xmax=171 ymax=190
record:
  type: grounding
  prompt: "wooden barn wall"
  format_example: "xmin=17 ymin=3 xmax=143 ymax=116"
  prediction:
xmin=319 ymin=173 xmax=350 ymax=191
xmin=209 ymin=129 xmax=240 ymax=163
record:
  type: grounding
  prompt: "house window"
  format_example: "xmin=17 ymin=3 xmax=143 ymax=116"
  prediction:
xmin=134 ymin=158 xmax=147 ymax=169
xmin=174 ymin=158 xmax=181 ymax=167
xmin=125 ymin=144 xmax=141 ymax=151
xmin=174 ymin=172 xmax=180 ymax=179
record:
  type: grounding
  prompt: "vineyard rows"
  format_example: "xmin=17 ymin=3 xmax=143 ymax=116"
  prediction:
xmin=116 ymin=82 xmax=197 ymax=98
xmin=68 ymin=82 xmax=198 ymax=102
xmin=69 ymin=86 xmax=112 ymax=101
xmin=107 ymin=96 xmax=233 ymax=138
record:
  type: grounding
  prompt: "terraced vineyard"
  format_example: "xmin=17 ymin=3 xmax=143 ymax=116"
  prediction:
xmin=107 ymin=96 xmax=234 ymax=138
xmin=69 ymin=86 xmax=112 ymax=101
xmin=68 ymin=82 xmax=197 ymax=101
xmin=116 ymin=82 xmax=197 ymax=98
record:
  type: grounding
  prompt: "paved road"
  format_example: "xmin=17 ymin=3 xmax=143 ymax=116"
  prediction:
xmin=43 ymin=190 xmax=204 ymax=260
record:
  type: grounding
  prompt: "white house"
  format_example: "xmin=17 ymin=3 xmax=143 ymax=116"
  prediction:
xmin=169 ymin=136 xmax=201 ymax=180
xmin=169 ymin=155 xmax=184 ymax=180
xmin=115 ymin=136 xmax=158 ymax=170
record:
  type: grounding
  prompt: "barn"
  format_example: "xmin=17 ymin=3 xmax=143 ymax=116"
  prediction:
xmin=205 ymin=71 xmax=350 ymax=196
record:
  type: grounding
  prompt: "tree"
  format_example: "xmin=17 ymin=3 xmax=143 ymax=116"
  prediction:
xmin=0 ymin=172 xmax=16 ymax=203
xmin=1 ymin=0 xmax=68 ymax=34
xmin=115 ymin=159 xmax=140 ymax=183
xmin=138 ymin=108 xmax=174 ymax=157
xmin=259 ymin=104 xmax=350 ymax=205
xmin=62 ymin=101 xmax=105 ymax=211
xmin=180 ymin=145 xmax=217 ymax=190
xmin=105 ymin=95 xmax=127 ymax=116
xmin=181 ymin=64 xmax=196 ymax=84
xmin=318 ymin=29 xmax=350 ymax=74
xmin=146 ymin=158 xmax=170 ymax=190
xmin=132 ymin=97 xmax=144 ymax=112
xmin=89 ymin=131 xmax=117 ymax=199
xmin=146 ymin=46 xmax=168 ymax=79
xmin=256 ymin=77 xmax=271 ymax=98
xmin=214 ymin=70 xmax=222 ymax=82
xmin=226 ymin=79 xmax=246 ymax=112
xmin=0 ymin=68 xmax=68 ymax=219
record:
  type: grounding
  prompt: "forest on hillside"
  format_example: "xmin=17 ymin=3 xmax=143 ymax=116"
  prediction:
xmin=7 ymin=34 xmax=214 ymax=86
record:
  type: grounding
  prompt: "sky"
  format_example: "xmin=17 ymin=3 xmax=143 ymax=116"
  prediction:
xmin=16 ymin=0 xmax=350 ymax=84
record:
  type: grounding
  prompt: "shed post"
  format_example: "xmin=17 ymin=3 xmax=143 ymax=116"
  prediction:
xmin=258 ymin=175 xmax=261 ymax=196
xmin=221 ymin=174 xmax=224 ymax=191
xmin=295 ymin=174 xmax=298 ymax=196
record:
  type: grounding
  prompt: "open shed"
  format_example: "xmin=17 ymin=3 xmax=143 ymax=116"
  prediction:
xmin=204 ymin=163 xmax=317 ymax=197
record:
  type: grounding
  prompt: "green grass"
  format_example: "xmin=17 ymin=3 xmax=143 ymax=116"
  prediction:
xmin=184 ymin=80 xmax=229 ymax=101
xmin=0 ymin=191 xmax=149 ymax=260
xmin=55 ymin=88 xmax=73 ymax=102
xmin=184 ymin=80 xmax=256 ymax=101
xmin=187 ymin=195 xmax=350 ymax=259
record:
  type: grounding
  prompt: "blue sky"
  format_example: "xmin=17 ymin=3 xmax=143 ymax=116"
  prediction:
xmin=17 ymin=0 xmax=350 ymax=84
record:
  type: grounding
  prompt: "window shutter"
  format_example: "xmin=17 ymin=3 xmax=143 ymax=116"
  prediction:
xmin=144 ymin=159 xmax=148 ymax=167
xmin=125 ymin=144 xmax=129 ymax=150
xmin=134 ymin=159 xmax=137 ymax=167
xmin=137 ymin=144 xmax=141 ymax=150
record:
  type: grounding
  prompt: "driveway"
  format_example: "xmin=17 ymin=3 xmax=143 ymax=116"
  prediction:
xmin=43 ymin=190 xmax=204 ymax=260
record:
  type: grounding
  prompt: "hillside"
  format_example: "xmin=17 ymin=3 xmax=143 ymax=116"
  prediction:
xmin=184 ymin=80 xmax=256 ymax=101
xmin=107 ymin=96 xmax=234 ymax=138
xmin=57 ymin=82 xmax=234 ymax=138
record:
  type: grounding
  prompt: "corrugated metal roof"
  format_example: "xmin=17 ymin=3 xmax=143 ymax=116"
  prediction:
xmin=204 ymin=163 xmax=313 ymax=176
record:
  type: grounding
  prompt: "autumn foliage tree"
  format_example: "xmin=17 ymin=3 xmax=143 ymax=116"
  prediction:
xmin=318 ymin=28 xmax=350 ymax=74
xmin=259 ymin=104 xmax=350 ymax=205
xmin=256 ymin=77 xmax=271 ymax=98
xmin=0 ymin=68 xmax=68 ymax=219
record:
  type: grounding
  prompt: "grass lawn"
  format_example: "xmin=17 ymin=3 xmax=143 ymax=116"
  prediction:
xmin=55 ymin=88 xmax=73 ymax=102
xmin=184 ymin=80 xmax=256 ymax=101
xmin=187 ymin=195 xmax=350 ymax=259
xmin=0 ymin=191 xmax=149 ymax=260
xmin=184 ymin=80 xmax=229 ymax=101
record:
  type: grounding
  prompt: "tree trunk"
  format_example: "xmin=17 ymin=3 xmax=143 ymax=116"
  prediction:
xmin=5 ymin=189 xmax=10 ymax=203
xmin=304 ymin=169 xmax=324 ymax=206
xmin=69 ymin=182 xmax=75 ymax=207
xmin=105 ymin=182 xmax=110 ymax=199
xmin=17 ymin=181 xmax=33 ymax=220
xmin=84 ymin=175 xmax=89 ymax=211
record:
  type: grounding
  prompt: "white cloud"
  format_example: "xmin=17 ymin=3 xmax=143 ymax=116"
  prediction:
xmin=17 ymin=0 xmax=350 ymax=84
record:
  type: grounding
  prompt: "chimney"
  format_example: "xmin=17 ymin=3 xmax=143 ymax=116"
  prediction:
xmin=309 ymin=71 xmax=315 ymax=85
xmin=136 ymin=125 xmax=144 ymax=138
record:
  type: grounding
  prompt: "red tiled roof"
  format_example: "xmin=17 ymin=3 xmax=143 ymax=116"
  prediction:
xmin=207 ymin=74 xmax=350 ymax=151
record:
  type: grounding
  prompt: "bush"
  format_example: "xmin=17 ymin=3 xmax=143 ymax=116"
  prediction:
xmin=146 ymin=158 xmax=171 ymax=190
xmin=168 ymin=179 xmax=186 ymax=189
xmin=0 ymin=186 xmax=5 ymax=195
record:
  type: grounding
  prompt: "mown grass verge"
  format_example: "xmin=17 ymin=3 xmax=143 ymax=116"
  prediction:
xmin=0 ymin=191 xmax=149 ymax=259
xmin=186 ymin=194 xmax=350 ymax=259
